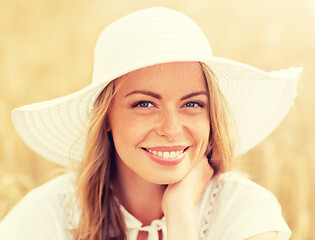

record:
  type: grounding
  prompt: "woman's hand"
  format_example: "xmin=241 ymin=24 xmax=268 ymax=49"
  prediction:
xmin=162 ymin=154 xmax=214 ymax=211
xmin=161 ymin=155 xmax=214 ymax=240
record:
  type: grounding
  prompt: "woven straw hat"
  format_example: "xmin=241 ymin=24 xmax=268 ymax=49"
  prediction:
xmin=12 ymin=7 xmax=302 ymax=167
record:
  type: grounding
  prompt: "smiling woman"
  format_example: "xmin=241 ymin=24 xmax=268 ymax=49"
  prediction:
xmin=0 ymin=7 xmax=301 ymax=240
xmin=108 ymin=62 xmax=211 ymax=185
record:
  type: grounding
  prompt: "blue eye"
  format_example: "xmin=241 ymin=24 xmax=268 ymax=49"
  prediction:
xmin=184 ymin=102 xmax=204 ymax=108
xmin=139 ymin=102 xmax=151 ymax=107
xmin=185 ymin=102 xmax=197 ymax=108
xmin=132 ymin=101 xmax=154 ymax=108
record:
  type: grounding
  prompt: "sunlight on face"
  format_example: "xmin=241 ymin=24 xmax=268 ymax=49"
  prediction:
xmin=108 ymin=62 xmax=210 ymax=184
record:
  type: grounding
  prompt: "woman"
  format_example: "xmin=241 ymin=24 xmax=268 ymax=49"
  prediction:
xmin=0 ymin=7 xmax=302 ymax=240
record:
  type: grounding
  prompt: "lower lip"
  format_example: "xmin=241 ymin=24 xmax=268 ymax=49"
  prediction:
xmin=142 ymin=149 xmax=187 ymax=166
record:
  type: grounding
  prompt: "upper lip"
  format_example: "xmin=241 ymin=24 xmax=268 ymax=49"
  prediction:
xmin=142 ymin=145 xmax=189 ymax=152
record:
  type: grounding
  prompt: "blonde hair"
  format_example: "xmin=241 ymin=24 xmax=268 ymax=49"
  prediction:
xmin=73 ymin=79 xmax=127 ymax=240
xmin=199 ymin=62 xmax=234 ymax=174
xmin=73 ymin=62 xmax=234 ymax=239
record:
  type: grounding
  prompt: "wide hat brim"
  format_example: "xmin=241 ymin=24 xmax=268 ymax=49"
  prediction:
xmin=11 ymin=7 xmax=302 ymax=167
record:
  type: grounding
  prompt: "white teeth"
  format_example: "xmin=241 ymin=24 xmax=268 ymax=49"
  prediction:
xmin=146 ymin=148 xmax=186 ymax=159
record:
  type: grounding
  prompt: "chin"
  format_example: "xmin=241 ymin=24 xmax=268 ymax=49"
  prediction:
xmin=145 ymin=172 xmax=186 ymax=185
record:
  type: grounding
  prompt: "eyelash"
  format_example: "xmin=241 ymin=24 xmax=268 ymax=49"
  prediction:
xmin=131 ymin=100 xmax=205 ymax=108
xmin=131 ymin=101 xmax=155 ymax=108
xmin=184 ymin=101 xmax=205 ymax=108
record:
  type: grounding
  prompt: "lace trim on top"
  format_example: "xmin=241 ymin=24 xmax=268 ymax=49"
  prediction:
xmin=199 ymin=177 xmax=223 ymax=239
xmin=59 ymin=178 xmax=80 ymax=238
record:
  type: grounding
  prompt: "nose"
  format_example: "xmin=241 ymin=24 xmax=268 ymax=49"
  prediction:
xmin=156 ymin=110 xmax=183 ymax=140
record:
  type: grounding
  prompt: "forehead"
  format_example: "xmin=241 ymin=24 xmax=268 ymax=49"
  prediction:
xmin=115 ymin=62 xmax=207 ymax=95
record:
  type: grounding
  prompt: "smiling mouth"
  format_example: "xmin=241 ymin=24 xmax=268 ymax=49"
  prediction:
xmin=141 ymin=146 xmax=190 ymax=159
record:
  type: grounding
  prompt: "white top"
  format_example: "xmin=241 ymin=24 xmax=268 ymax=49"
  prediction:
xmin=0 ymin=171 xmax=291 ymax=240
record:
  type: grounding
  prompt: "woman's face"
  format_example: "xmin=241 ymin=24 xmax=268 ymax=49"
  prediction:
xmin=108 ymin=62 xmax=210 ymax=184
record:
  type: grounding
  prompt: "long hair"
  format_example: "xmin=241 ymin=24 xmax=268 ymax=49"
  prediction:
xmin=73 ymin=79 xmax=128 ymax=240
xmin=73 ymin=62 xmax=234 ymax=239
xmin=199 ymin=62 xmax=234 ymax=174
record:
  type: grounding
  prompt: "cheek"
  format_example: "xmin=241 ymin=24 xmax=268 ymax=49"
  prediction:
xmin=187 ymin=115 xmax=210 ymax=151
xmin=188 ymin=112 xmax=210 ymax=134
xmin=109 ymin=109 xmax=149 ymax=149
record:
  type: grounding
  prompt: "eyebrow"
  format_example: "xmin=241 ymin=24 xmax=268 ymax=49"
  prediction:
xmin=124 ymin=90 xmax=208 ymax=100
xmin=180 ymin=91 xmax=208 ymax=100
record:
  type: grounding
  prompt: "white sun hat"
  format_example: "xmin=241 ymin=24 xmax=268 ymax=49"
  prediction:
xmin=12 ymin=7 xmax=302 ymax=168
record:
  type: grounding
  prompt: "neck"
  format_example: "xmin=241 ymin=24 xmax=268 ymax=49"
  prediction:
xmin=113 ymin=158 xmax=166 ymax=226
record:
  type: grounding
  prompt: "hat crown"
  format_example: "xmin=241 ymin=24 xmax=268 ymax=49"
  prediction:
xmin=91 ymin=7 xmax=213 ymax=84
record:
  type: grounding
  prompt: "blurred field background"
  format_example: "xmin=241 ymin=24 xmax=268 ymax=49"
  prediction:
xmin=0 ymin=0 xmax=314 ymax=239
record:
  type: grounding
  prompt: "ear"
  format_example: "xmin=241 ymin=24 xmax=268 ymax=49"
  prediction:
xmin=105 ymin=115 xmax=111 ymax=132
xmin=106 ymin=122 xmax=111 ymax=132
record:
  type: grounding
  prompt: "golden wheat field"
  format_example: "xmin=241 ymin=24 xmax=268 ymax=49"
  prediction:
xmin=0 ymin=0 xmax=314 ymax=239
